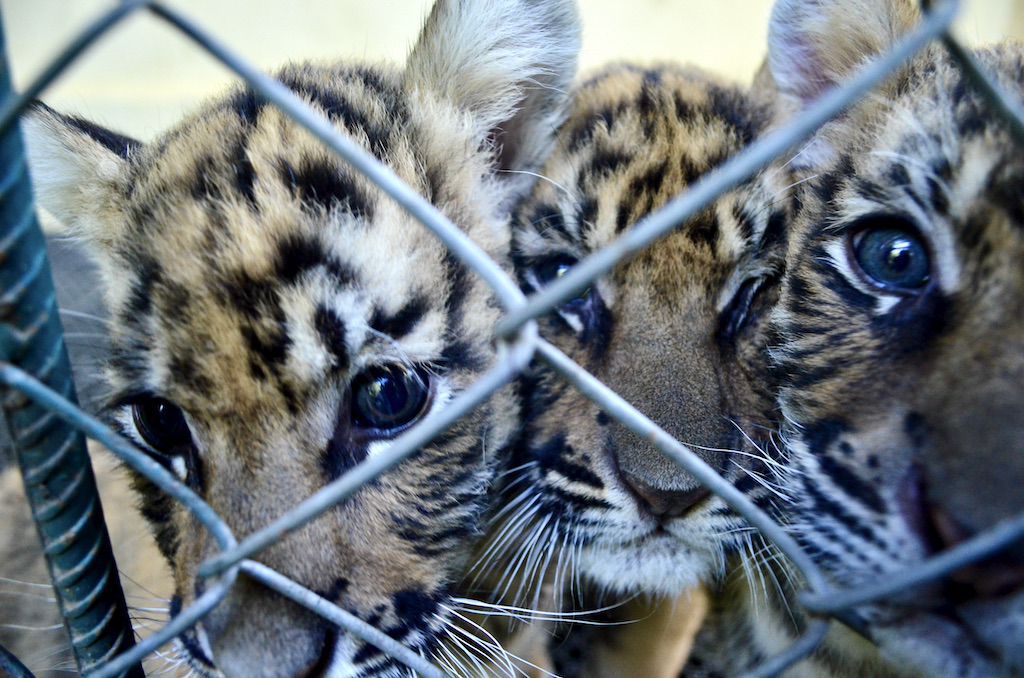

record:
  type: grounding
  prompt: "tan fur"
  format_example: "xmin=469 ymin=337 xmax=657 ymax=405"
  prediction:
xmin=464 ymin=62 xmax=784 ymax=676
xmin=570 ymin=588 xmax=710 ymax=678
xmin=18 ymin=1 xmax=580 ymax=676
xmin=684 ymin=0 xmax=1024 ymax=676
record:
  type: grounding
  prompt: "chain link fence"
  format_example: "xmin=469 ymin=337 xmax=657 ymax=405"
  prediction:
xmin=0 ymin=0 xmax=1022 ymax=677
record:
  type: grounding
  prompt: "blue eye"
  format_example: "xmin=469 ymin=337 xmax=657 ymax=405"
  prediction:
xmin=852 ymin=220 xmax=931 ymax=292
xmin=351 ymin=365 xmax=431 ymax=432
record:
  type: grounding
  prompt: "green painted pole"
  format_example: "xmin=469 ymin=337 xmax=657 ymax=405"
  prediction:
xmin=0 ymin=12 xmax=144 ymax=678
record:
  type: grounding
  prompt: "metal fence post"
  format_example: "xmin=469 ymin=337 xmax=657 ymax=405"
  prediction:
xmin=0 ymin=12 xmax=144 ymax=678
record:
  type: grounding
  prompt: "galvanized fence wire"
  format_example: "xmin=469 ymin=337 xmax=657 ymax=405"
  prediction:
xmin=1 ymin=0 xmax=1023 ymax=676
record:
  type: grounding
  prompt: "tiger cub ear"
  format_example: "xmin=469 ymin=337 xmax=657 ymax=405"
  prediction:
xmin=20 ymin=103 xmax=139 ymax=247
xmin=764 ymin=0 xmax=919 ymax=168
xmin=404 ymin=0 xmax=581 ymax=183
xmin=767 ymin=0 xmax=919 ymax=107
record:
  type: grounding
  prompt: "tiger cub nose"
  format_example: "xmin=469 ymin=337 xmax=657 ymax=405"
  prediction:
xmin=620 ymin=470 xmax=711 ymax=519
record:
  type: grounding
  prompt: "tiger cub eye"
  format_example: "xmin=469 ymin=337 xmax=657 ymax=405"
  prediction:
xmin=351 ymin=364 xmax=431 ymax=432
xmin=851 ymin=218 xmax=931 ymax=292
xmin=132 ymin=397 xmax=192 ymax=453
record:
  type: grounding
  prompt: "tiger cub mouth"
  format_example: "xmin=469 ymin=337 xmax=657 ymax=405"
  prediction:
xmin=898 ymin=468 xmax=1024 ymax=603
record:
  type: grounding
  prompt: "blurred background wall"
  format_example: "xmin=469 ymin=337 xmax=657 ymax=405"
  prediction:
xmin=3 ymin=0 xmax=1024 ymax=140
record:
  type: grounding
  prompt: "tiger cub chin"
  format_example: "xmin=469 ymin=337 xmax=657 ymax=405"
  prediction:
xmin=20 ymin=0 xmax=580 ymax=676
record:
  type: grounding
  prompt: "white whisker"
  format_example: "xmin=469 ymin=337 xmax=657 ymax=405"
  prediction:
xmin=498 ymin=169 xmax=571 ymax=199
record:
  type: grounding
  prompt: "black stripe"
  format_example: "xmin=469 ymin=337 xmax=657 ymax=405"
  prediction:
xmin=314 ymin=305 xmax=350 ymax=370
xmin=122 ymin=255 xmax=162 ymax=319
xmin=223 ymin=270 xmax=276 ymax=319
xmin=801 ymin=476 xmax=885 ymax=548
xmin=530 ymin=433 xmax=605 ymax=489
xmin=577 ymin=196 xmax=599 ymax=231
xmin=167 ymin=348 xmax=214 ymax=399
xmin=526 ymin=203 xmax=571 ymax=239
xmin=322 ymin=414 xmax=368 ymax=481
xmin=231 ymin=138 xmax=257 ymax=207
xmin=279 ymin=159 xmax=372 ymax=219
xmin=369 ymin=296 xmax=429 ymax=340
xmin=52 ymin=105 xmax=141 ymax=159
xmin=586 ymin=148 xmax=633 ymax=179
xmin=637 ymin=69 xmax=663 ymax=118
xmin=230 ymin=88 xmax=265 ymax=125
xmin=566 ymin=103 xmax=629 ymax=152
xmin=780 ymin=362 xmax=838 ymax=390
xmin=278 ymin=67 xmax=408 ymax=163
xmin=108 ymin=339 xmax=150 ymax=385
xmin=190 ymin=156 xmax=219 ymax=201
xmin=441 ymin=249 xmax=471 ymax=343
xmin=239 ymin=324 xmax=290 ymax=371
xmin=816 ymin=455 xmax=886 ymax=514
xmin=687 ymin=211 xmax=720 ymax=251
xmin=441 ymin=337 xmax=484 ymax=372
xmin=275 ymin=234 xmax=357 ymax=286
xmin=705 ymin=83 xmax=766 ymax=146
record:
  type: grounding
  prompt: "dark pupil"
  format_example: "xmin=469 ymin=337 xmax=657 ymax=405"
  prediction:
xmin=888 ymin=239 xmax=914 ymax=273
xmin=133 ymin=398 xmax=190 ymax=452
xmin=855 ymin=227 xmax=930 ymax=290
xmin=353 ymin=366 xmax=428 ymax=430
xmin=538 ymin=260 xmax=572 ymax=285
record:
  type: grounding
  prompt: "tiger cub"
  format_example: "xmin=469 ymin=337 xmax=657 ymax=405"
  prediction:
xmin=465 ymin=62 xmax=787 ymax=677
xmin=685 ymin=0 xmax=1024 ymax=676
xmin=19 ymin=0 xmax=579 ymax=676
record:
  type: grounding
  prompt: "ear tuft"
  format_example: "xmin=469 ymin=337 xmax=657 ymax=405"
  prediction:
xmin=404 ymin=0 xmax=580 ymax=181
xmin=20 ymin=103 xmax=139 ymax=242
xmin=767 ymin=0 xmax=919 ymax=108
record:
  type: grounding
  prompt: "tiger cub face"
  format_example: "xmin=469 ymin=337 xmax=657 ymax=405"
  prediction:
xmin=21 ymin=1 xmax=579 ymax=676
xmin=480 ymin=63 xmax=784 ymax=604
xmin=760 ymin=0 xmax=1024 ymax=674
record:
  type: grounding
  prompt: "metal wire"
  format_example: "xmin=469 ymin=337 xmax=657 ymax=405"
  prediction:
xmin=0 ymin=0 xmax=152 ymax=139
xmin=0 ymin=362 xmax=241 ymax=678
xmin=0 ymin=364 xmax=235 ymax=553
xmin=199 ymin=324 xmax=539 ymax=579
xmin=3 ymin=0 xmax=1024 ymax=676
xmin=496 ymin=0 xmax=960 ymax=339
xmin=800 ymin=510 xmax=1024 ymax=614
xmin=145 ymin=2 xmax=527 ymax=314
xmin=0 ymin=10 xmax=142 ymax=673
xmin=0 ymin=643 xmax=36 ymax=678
xmin=534 ymin=339 xmax=825 ymax=591
xmin=736 ymin=620 xmax=832 ymax=678
xmin=240 ymin=561 xmax=450 ymax=678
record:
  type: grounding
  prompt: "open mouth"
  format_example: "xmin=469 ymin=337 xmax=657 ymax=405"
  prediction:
xmin=929 ymin=505 xmax=1024 ymax=602
xmin=896 ymin=468 xmax=1024 ymax=605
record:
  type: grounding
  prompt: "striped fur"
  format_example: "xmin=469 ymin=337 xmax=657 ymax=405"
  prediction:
xmin=465 ymin=63 xmax=789 ymax=677
xmin=20 ymin=1 xmax=579 ymax=676
xmin=687 ymin=1 xmax=1024 ymax=676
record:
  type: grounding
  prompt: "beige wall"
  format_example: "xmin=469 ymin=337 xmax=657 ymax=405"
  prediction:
xmin=2 ymin=0 xmax=1023 ymax=138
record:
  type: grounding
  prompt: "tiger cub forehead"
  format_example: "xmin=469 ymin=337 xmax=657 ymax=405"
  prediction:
xmin=514 ymin=63 xmax=765 ymax=286
xmin=103 ymin=63 xmax=507 ymax=419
